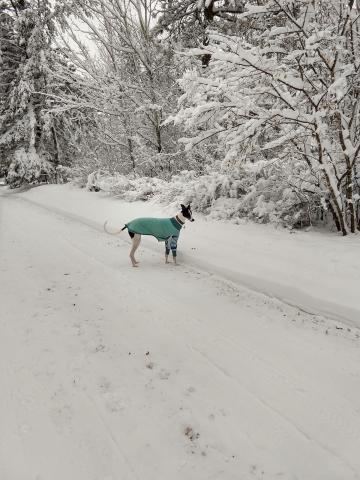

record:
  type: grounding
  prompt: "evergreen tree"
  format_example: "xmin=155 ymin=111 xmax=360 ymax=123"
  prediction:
xmin=0 ymin=0 xmax=83 ymax=186
xmin=0 ymin=0 xmax=27 ymax=176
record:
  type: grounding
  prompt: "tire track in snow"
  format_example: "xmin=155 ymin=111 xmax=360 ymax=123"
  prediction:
xmin=84 ymin=391 xmax=141 ymax=480
xmin=189 ymin=345 xmax=360 ymax=479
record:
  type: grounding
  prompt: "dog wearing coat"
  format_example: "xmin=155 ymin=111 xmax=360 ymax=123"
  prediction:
xmin=104 ymin=204 xmax=194 ymax=267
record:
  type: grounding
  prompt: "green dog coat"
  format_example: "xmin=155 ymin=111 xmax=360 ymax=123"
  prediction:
xmin=125 ymin=217 xmax=182 ymax=242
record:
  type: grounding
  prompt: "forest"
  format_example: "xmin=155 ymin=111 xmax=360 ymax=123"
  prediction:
xmin=1 ymin=0 xmax=360 ymax=234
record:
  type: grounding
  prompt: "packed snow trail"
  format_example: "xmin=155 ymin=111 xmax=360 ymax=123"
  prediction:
xmin=15 ymin=184 xmax=360 ymax=328
xmin=1 ymin=191 xmax=360 ymax=480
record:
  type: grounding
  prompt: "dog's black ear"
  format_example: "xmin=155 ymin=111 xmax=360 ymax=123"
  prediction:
xmin=187 ymin=204 xmax=191 ymax=209
xmin=180 ymin=204 xmax=185 ymax=210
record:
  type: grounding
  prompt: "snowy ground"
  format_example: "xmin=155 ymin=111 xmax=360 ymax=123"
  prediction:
xmin=1 ymin=184 xmax=360 ymax=480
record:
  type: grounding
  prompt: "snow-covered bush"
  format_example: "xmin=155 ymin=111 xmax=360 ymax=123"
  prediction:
xmin=85 ymin=170 xmax=168 ymax=201
xmin=6 ymin=148 xmax=55 ymax=188
xmin=54 ymin=165 xmax=72 ymax=184
xmin=84 ymin=165 xmax=324 ymax=229
xmin=157 ymin=169 xmax=246 ymax=214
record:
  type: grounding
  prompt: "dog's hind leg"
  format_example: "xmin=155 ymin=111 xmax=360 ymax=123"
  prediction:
xmin=129 ymin=234 xmax=141 ymax=267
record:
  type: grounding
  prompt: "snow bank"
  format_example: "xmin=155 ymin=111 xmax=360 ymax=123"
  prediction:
xmin=84 ymin=169 xmax=317 ymax=228
xmin=17 ymin=183 xmax=360 ymax=328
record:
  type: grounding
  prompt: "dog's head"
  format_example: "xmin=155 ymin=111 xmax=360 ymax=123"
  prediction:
xmin=181 ymin=204 xmax=194 ymax=222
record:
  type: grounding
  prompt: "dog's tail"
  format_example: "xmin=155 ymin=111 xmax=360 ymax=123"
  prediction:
xmin=103 ymin=221 xmax=127 ymax=235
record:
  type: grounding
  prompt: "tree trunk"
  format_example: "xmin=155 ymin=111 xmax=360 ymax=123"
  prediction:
xmin=327 ymin=199 xmax=341 ymax=232
xmin=315 ymin=131 xmax=348 ymax=235
xmin=127 ymin=136 xmax=136 ymax=173
xmin=52 ymin=126 xmax=60 ymax=166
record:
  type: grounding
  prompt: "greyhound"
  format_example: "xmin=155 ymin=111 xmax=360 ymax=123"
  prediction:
xmin=104 ymin=204 xmax=194 ymax=267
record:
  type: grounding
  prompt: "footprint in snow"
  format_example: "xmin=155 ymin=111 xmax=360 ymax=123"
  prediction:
xmin=50 ymin=404 xmax=73 ymax=432
xmin=103 ymin=392 xmax=126 ymax=413
xmin=98 ymin=378 xmax=112 ymax=393
xmin=184 ymin=386 xmax=196 ymax=396
xmin=158 ymin=369 xmax=171 ymax=380
xmin=184 ymin=425 xmax=204 ymax=456
xmin=184 ymin=425 xmax=200 ymax=441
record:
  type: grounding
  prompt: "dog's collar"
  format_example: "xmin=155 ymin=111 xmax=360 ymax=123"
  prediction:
xmin=174 ymin=215 xmax=184 ymax=226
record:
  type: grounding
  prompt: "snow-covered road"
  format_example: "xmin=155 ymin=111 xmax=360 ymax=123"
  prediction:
xmin=1 ymin=190 xmax=360 ymax=480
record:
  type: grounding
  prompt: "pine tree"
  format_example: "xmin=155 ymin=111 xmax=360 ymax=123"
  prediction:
xmin=0 ymin=0 xmax=27 ymax=176
xmin=0 ymin=0 xmax=83 ymax=186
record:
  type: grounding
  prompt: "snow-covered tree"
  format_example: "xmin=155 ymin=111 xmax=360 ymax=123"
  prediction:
xmin=51 ymin=0 xmax=184 ymax=177
xmin=157 ymin=0 xmax=245 ymax=38
xmin=0 ymin=1 xmax=53 ymax=185
xmin=0 ymin=1 xmax=26 ymax=176
xmin=156 ymin=0 xmax=246 ymax=67
xmin=172 ymin=0 xmax=360 ymax=233
xmin=0 ymin=0 xmax=84 ymax=186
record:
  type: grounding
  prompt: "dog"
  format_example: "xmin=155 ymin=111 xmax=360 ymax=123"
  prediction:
xmin=104 ymin=204 xmax=194 ymax=267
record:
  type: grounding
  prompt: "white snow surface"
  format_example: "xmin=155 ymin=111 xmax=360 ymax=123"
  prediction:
xmin=15 ymin=184 xmax=360 ymax=327
xmin=1 ymin=184 xmax=360 ymax=480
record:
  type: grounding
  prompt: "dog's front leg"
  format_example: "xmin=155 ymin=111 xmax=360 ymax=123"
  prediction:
xmin=165 ymin=236 xmax=179 ymax=265
xmin=170 ymin=235 xmax=179 ymax=265
xmin=165 ymin=252 xmax=178 ymax=265
xmin=165 ymin=238 xmax=171 ymax=264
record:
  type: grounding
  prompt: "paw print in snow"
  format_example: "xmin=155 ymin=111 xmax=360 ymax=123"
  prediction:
xmin=159 ymin=369 xmax=171 ymax=380
xmin=184 ymin=425 xmax=200 ymax=441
